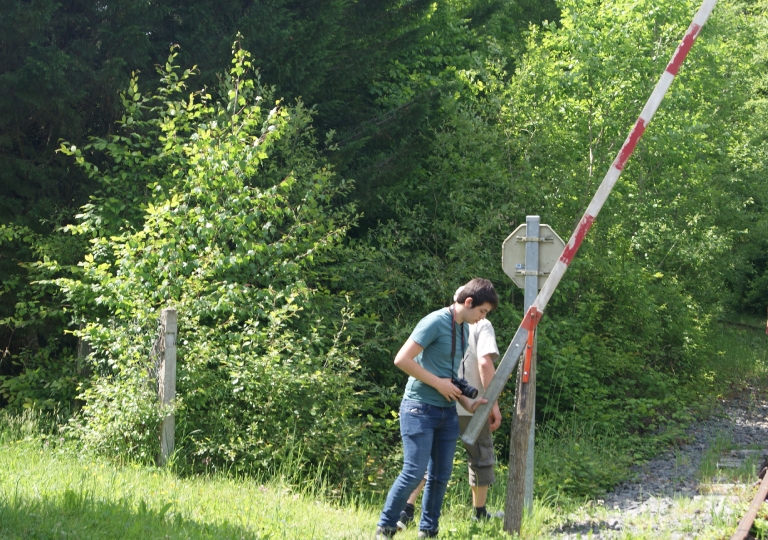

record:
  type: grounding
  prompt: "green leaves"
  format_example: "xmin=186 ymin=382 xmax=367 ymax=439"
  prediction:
xmin=53 ymin=43 xmax=373 ymax=481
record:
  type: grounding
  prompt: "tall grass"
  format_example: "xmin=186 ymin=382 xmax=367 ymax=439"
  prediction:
xmin=0 ymin=318 xmax=764 ymax=539
xmin=0 ymin=408 xmax=556 ymax=539
xmin=0 ymin=433 xmax=549 ymax=539
xmin=0 ymin=411 xmax=375 ymax=540
xmin=533 ymin=422 xmax=633 ymax=497
xmin=705 ymin=316 xmax=768 ymax=393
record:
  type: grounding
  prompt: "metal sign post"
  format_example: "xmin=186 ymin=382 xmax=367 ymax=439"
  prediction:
xmin=501 ymin=217 xmax=564 ymax=532
xmin=522 ymin=218 xmax=539 ymax=512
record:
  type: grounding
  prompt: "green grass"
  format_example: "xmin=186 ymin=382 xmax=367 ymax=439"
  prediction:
xmin=695 ymin=315 xmax=768 ymax=486
xmin=0 ymin=317 xmax=765 ymax=539
xmin=0 ymin=408 xmax=602 ymax=540
xmin=696 ymin=430 xmax=764 ymax=487
xmin=0 ymin=437 xmax=374 ymax=539
xmin=533 ymin=421 xmax=633 ymax=498
xmin=711 ymin=314 xmax=768 ymax=385
xmin=0 ymin=432 xmax=534 ymax=539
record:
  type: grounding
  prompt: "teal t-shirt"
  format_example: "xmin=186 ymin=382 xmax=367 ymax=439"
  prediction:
xmin=402 ymin=307 xmax=469 ymax=407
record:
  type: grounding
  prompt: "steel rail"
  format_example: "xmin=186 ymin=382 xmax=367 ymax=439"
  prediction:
xmin=730 ymin=467 xmax=768 ymax=540
xmin=463 ymin=0 xmax=719 ymax=446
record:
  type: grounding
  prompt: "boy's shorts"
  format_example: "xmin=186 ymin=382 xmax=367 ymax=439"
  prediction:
xmin=458 ymin=415 xmax=495 ymax=486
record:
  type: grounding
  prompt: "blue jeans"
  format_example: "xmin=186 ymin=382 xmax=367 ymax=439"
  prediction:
xmin=378 ymin=399 xmax=459 ymax=532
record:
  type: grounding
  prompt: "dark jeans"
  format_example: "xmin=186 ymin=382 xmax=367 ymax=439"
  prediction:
xmin=378 ymin=399 xmax=459 ymax=532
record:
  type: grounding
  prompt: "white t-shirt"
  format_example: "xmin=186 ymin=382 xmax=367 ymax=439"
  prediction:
xmin=456 ymin=319 xmax=500 ymax=416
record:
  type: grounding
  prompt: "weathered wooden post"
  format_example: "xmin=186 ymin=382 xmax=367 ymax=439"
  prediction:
xmin=158 ymin=308 xmax=177 ymax=466
xmin=500 ymin=217 xmax=564 ymax=533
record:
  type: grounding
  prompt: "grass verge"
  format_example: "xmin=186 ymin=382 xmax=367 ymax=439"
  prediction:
xmin=0 ymin=434 xmax=375 ymax=539
xmin=0 ymin=317 xmax=765 ymax=539
xmin=0 ymin=432 xmax=555 ymax=539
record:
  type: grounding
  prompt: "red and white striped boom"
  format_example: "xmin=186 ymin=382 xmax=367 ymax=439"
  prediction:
xmin=462 ymin=0 xmax=718 ymax=446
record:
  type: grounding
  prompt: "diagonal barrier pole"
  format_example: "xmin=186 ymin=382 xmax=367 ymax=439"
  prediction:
xmin=462 ymin=0 xmax=718 ymax=447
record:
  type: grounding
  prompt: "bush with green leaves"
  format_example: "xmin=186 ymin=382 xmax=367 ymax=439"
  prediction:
xmin=53 ymin=44 xmax=377 ymax=483
xmin=494 ymin=0 xmax=759 ymax=437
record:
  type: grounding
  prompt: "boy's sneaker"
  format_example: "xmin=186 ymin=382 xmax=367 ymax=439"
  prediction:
xmin=374 ymin=525 xmax=398 ymax=539
xmin=471 ymin=507 xmax=504 ymax=521
xmin=417 ymin=530 xmax=438 ymax=538
xmin=396 ymin=509 xmax=414 ymax=530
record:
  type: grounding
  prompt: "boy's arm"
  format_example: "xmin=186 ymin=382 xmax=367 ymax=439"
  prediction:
xmin=394 ymin=339 xmax=463 ymax=402
xmin=478 ymin=352 xmax=502 ymax=431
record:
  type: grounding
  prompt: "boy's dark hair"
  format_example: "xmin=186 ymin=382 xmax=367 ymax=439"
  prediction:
xmin=456 ymin=278 xmax=498 ymax=311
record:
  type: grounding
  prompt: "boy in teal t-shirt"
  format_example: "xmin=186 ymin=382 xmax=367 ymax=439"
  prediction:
xmin=375 ymin=278 xmax=499 ymax=539
xmin=402 ymin=308 xmax=469 ymax=407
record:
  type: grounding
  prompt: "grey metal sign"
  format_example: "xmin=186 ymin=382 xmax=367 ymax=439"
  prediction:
xmin=502 ymin=224 xmax=565 ymax=290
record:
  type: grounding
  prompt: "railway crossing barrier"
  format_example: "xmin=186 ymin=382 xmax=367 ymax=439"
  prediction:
xmin=459 ymin=0 xmax=721 ymax=534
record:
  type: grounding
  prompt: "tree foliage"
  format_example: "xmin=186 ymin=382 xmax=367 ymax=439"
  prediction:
xmin=48 ymin=45 xmax=378 ymax=481
xmin=1 ymin=0 xmax=767 ymax=496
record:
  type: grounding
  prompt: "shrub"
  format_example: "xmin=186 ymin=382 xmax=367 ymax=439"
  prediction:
xmin=54 ymin=43 xmax=375 ymax=484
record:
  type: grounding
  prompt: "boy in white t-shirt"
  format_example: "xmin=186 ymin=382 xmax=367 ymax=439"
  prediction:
xmin=456 ymin=317 xmax=502 ymax=517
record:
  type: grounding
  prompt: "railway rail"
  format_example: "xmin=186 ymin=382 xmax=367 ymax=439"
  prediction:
xmin=731 ymin=463 xmax=768 ymax=540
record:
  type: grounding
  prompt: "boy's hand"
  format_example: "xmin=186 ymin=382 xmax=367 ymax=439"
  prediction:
xmin=489 ymin=402 xmax=502 ymax=431
xmin=458 ymin=396 xmax=488 ymax=413
xmin=434 ymin=378 xmax=462 ymax=402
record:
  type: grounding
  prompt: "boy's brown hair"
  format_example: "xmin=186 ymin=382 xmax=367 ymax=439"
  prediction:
xmin=456 ymin=278 xmax=498 ymax=311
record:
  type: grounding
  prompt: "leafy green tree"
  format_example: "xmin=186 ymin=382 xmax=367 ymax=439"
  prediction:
xmin=0 ymin=0 xmax=175 ymax=394
xmin=1 ymin=0 xmax=560 ymax=414
xmin=0 ymin=0 xmax=489 ymax=394
xmin=343 ymin=0 xmax=768 ymax=484
xmin=4 ymin=0 xmax=766 ymax=499
xmin=722 ymin=0 xmax=768 ymax=314
xmin=52 ymin=45 xmax=375 ymax=481
xmin=498 ymin=0 xmax=764 ymax=441
xmin=0 ymin=223 xmax=86 ymax=410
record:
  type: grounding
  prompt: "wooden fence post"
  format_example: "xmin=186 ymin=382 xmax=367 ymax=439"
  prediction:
xmin=506 ymin=339 xmax=537 ymax=532
xmin=158 ymin=308 xmax=177 ymax=466
xmin=505 ymin=215 xmax=539 ymax=534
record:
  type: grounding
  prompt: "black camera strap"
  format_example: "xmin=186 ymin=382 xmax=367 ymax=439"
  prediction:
xmin=449 ymin=306 xmax=466 ymax=377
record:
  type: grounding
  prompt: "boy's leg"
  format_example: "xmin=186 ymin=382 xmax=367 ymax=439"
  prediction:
xmin=397 ymin=476 xmax=426 ymax=530
xmin=471 ymin=485 xmax=489 ymax=508
xmin=419 ymin=406 xmax=459 ymax=533
xmin=407 ymin=477 xmax=426 ymax=505
xmin=458 ymin=415 xmax=497 ymax=519
xmin=378 ymin=400 xmax=436 ymax=529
